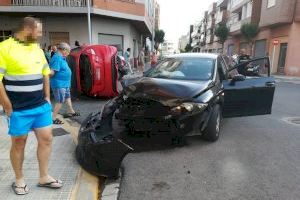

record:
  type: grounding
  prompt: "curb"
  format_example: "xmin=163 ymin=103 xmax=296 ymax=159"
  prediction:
xmin=101 ymin=169 xmax=122 ymax=200
xmin=61 ymin=117 xmax=101 ymax=200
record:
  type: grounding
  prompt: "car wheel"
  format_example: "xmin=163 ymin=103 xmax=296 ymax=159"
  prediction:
xmin=202 ymin=104 xmax=221 ymax=142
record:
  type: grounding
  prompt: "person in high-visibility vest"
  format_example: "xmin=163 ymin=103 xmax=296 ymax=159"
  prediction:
xmin=0 ymin=17 xmax=62 ymax=195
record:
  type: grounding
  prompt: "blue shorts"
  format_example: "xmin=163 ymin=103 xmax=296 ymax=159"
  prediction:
xmin=8 ymin=102 xmax=53 ymax=137
xmin=52 ymin=87 xmax=71 ymax=103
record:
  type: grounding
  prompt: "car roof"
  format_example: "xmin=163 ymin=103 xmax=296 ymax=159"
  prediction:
xmin=166 ymin=53 xmax=219 ymax=60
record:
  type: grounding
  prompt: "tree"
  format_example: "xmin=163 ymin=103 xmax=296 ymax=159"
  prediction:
xmin=241 ymin=23 xmax=259 ymax=55
xmin=185 ymin=43 xmax=193 ymax=52
xmin=214 ymin=24 xmax=229 ymax=53
xmin=154 ymin=29 xmax=165 ymax=50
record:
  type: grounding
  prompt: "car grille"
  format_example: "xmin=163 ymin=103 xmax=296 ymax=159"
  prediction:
xmin=120 ymin=97 xmax=170 ymax=118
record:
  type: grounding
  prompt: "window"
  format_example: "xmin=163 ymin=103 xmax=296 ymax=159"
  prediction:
xmin=238 ymin=12 xmax=242 ymax=21
xmin=0 ymin=30 xmax=12 ymax=42
xmin=267 ymin=0 xmax=276 ymax=8
xmin=146 ymin=58 xmax=215 ymax=81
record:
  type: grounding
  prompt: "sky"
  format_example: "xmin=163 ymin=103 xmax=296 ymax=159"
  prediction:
xmin=157 ymin=0 xmax=215 ymax=45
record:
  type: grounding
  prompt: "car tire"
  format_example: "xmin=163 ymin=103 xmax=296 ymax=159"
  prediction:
xmin=202 ymin=104 xmax=221 ymax=142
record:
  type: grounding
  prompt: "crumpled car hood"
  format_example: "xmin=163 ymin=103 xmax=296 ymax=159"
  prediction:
xmin=123 ymin=77 xmax=212 ymax=106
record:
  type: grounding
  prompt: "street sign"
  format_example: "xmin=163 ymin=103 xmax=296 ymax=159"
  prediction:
xmin=273 ymin=40 xmax=279 ymax=45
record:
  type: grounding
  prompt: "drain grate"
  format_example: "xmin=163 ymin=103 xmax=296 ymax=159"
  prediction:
xmin=283 ymin=117 xmax=300 ymax=126
xmin=52 ymin=128 xmax=70 ymax=137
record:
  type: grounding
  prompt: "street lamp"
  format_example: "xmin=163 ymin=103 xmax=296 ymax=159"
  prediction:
xmin=87 ymin=0 xmax=92 ymax=44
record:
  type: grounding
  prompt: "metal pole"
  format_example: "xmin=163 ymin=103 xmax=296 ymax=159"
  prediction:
xmin=87 ymin=0 xmax=92 ymax=44
xmin=152 ymin=0 xmax=156 ymax=52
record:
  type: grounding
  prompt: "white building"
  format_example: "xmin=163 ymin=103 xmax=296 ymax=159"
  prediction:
xmin=0 ymin=0 xmax=156 ymax=57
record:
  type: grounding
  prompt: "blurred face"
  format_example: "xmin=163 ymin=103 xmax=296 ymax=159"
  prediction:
xmin=24 ymin=22 xmax=43 ymax=43
xmin=61 ymin=49 xmax=70 ymax=57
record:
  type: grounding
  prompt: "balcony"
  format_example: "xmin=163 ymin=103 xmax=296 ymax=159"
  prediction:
xmin=208 ymin=2 xmax=217 ymax=14
xmin=229 ymin=16 xmax=250 ymax=33
xmin=206 ymin=34 xmax=214 ymax=44
xmin=215 ymin=10 xmax=229 ymax=24
xmin=11 ymin=0 xmax=88 ymax=7
xmin=259 ymin=0 xmax=296 ymax=27
xmin=217 ymin=0 xmax=229 ymax=9
xmin=229 ymin=0 xmax=249 ymax=13
xmin=206 ymin=19 xmax=215 ymax=30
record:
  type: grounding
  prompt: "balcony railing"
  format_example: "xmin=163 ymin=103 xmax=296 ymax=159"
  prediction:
xmin=12 ymin=0 xmax=88 ymax=7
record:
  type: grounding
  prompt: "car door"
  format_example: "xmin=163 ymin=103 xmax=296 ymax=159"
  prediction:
xmin=222 ymin=57 xmax=276 ymax=118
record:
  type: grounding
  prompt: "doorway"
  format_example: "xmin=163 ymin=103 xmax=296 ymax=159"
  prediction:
xmin=277 ymin=43 xmax=288 ymax=74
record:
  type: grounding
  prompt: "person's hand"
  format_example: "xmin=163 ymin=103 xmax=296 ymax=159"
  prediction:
xmin=3 ymin=104 xmax=13 ymax=117
xmin=45 ymin=97 xmax=51 ymax=104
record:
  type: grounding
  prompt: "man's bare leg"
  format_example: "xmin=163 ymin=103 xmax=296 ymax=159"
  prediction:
xmin=10 ymin=135 xmax=28 ymax=187
xmin=66 ymin=98 xmax=75 ymax=114
xmin=52 ymin=103 xmax=62 ymax=120
xmin=34 ymin=126 xmax=62 ymax=187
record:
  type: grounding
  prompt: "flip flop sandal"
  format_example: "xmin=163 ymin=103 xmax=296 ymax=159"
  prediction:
xmin=38 ymin=179 xmax=63 ymax=189
xmin=63 ymin=112 xmax=81 ymax=118
xmin=53 ymin=118 xmax=64 ymax=125
xmin=12 ymin=182 xmax=29 ymax=195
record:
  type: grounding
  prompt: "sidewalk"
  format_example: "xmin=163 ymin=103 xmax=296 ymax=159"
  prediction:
xmin=0 ymin=108 xmax=98 ymax=200
xmin=274 ymin=75 xmax=300 ymax=84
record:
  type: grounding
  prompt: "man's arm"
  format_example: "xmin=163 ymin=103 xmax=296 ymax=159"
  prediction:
xmin=43 ymin=75 xmax=51 ymax=103
xmin=0 ymin=82 xmax=12 ymax=116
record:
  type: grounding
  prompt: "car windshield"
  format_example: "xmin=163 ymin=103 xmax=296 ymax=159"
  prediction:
xmin=146 ymin=57 xmax=215 ymax=81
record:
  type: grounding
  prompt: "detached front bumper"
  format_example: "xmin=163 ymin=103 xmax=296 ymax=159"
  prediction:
xmin=76 ymin=112 xmax=133 ymax=178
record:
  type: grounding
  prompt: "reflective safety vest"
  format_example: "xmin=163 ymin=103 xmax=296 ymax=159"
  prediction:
xmin=0 ymin=37 xmax=51 ymax=110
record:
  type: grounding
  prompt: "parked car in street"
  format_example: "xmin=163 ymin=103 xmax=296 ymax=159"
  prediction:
xmin=76 ymin=53 xmax=276 ymax=178
xmin=68 ymin=45 xmax=127 ymax=98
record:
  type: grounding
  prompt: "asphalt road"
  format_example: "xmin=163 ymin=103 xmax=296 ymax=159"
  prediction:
xmin=65 ymin=81 xmax=300 ymax=200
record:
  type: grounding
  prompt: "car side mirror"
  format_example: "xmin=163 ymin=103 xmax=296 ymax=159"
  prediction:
xmin=230 ymin=74 xmax=245 ymax=85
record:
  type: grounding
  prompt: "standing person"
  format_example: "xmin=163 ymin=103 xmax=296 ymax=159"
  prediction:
xmin=0 ymin=17 xmax=62 ymax=195
xmin=44 ymin=45 xmax=52 ymax=63
xmin=138 ymin=48 xmax=145 ymax=72
xmin=50 ymin=45 xmax=57 ymax=58
xmin=50 ymin=42 xmax=80 ymax=125
xmin=74 ymin=40 xmax=80 ymax=47
xmin=237 ymin=49 xmax=251 ymax=74
xmin=124 ymin=48 xmax=133 ymax=74
xmin=124 ymin=48 xmax=131 ymax=63
xmin=151 ymin=50 xmax=158 ymax=67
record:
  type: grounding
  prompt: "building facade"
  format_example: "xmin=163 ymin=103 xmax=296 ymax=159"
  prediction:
xmin=189 ymin=0 xmax=300 ymax=76
xmin=0 ymin=0 xmax=156 ymax=57
xmin=224 ymin=0 xmax=300 ymax=76
xmin=178 ymin=34 xmax=189 ymax=52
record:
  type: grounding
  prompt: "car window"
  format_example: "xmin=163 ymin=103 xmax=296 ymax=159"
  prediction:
xmin=146 ymin=58 xmax=215 ymax=81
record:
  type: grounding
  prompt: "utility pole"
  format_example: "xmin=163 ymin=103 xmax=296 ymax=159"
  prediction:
xmin=152 ymin=0 xmax=156 ymax=52
xmin=87 ymin=0 xmax=92 ymax=44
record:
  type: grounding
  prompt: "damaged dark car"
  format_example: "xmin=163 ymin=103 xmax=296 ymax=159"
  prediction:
xmin=76 ymin=53 xmax=276 ymax=178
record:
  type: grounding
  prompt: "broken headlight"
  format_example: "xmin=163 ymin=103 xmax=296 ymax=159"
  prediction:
xmin=170 ymin=103 xmax=208 ymax=115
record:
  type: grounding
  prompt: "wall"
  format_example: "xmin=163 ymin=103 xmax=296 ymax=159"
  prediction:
xmin=93 ymin=0 xmax=145 ymax=17
xmin=91 ymin=16 xmax=141 ymax=55
xmin=42 ymin=16 xmax=89 ymax=48
xmin=285 ymin=22 xmax=300 ymax=76
xmin=295 ymin=0 xmax=300 ymax=22
xmin=259 ymin=0 xmax=296 ymax=27
xmin=0 ymin=0 xmax=10 ymax=6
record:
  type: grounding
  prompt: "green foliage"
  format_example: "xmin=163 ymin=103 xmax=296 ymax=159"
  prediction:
xmin=154 ymin=29 xmax=165 ymax=50
xmin=185 ymin=43 xmax=193 ymax=52
xmin=241 ymin=23 xmax=259 ymax=41
xmin=214 ymin=24 xmax=229 ymax=44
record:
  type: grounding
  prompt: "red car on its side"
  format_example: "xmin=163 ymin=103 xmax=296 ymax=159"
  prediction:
xmin=68 ymin=45 xmax=122 ymax=98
